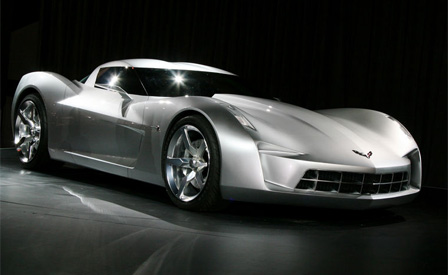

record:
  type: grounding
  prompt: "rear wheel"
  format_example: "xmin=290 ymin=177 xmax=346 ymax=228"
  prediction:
xmin=14 ymin=94 xmax=51 ymax=169
xmin=162 ymin=115 xmax=225 ymax=211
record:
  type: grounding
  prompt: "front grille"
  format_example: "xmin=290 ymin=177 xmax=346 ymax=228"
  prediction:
xmin=296 ymin=170 xmax=410 ymax=195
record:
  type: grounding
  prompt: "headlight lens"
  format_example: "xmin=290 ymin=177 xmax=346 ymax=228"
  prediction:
xmin=387 ymin=116 xmax=412 ymax=138
xmin=227 ymin=105 xmax=256 ymax=131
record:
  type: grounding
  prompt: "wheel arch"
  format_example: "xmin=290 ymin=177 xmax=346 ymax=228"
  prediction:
xmin=11 ymin=72 xmax=72 ymax=130
xmin=162 ymin=109 xmax=222 ymax=155
xmin=160 ymin=104 xmax=266 ymax=202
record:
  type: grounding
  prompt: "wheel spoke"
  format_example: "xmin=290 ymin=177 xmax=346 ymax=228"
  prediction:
xmin=29 ymin=105 xmax=35 ymax=120
xmin=181 ymin=127 xmax=197 ymax=155
xmin=195 ymin=171 xmax=205 ymax=187
xmin=32 ymin=109 xmax=40 ymax=125
xmin=33 ymin=106 xmax=38 ymax=121
xmin=177 ymin=176 xmax=188 ymax=199
xmin=167 ymin=157 xmax=191 ymax=168
xmin=23 ymin=103 xmax=33 ymax=113
xmin=15 ymin=137 xmax=26 ymax=147
xmin=18 ymin=110 xmax=33 ymax=127
xmin=196 ymin=139 xmax=206 ymax=157
xmin=186 ymin=170 xmax=196 ymax=182
xmin=28 ymin=143 xmax=36 ymax=160
xmin=196 ymin=160 xmax=208 ymax=172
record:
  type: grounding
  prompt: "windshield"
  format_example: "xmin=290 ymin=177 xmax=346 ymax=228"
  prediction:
xmin=135 ymin=68 xmax=254 ymax=97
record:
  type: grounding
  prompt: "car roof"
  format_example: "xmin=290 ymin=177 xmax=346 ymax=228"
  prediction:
xmin=98 ymin=59 xmax=235 ymax=75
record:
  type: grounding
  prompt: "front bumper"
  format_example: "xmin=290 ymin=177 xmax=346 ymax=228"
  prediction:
xmin=221 ymin=150 xmax=421 ymax=210
xmin=222 ymin=186 xmax=420 ymax=210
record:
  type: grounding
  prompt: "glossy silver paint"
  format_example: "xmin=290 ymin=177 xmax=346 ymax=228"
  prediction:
xmin=12 ymin=59 xmax=421 ymax=209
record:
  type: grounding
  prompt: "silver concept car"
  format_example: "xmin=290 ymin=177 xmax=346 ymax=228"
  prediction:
xmin=12 ymin=59 xmax=421 ymax=210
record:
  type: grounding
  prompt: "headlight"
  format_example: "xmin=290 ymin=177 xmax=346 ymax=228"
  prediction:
xmin=226 ymin=105 xmax=256 ymax=131
xmin=387 ymin=116 xmax=412 ymax=138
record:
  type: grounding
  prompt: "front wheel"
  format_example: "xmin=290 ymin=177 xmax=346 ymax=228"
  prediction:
xmin=162 ymin=115 xmax=226 ymax=211
xmin=14 ymin=93 xmax=51 ymax=169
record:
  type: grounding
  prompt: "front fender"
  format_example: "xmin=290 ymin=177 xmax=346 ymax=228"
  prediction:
xmin=12 ymin=72 xmax=79 ymax=151
xmin=130 ymin=96 xmax=266 ymax=199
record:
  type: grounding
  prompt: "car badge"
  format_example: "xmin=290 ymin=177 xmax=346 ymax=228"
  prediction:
xmin=353 ymin=150 xmax=373 ymax=159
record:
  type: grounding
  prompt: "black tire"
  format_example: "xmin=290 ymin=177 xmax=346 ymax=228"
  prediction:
xmin=162 ymin=115 xmax=226 ymax=211
xmin=14 ymin=93 xmax=51 ymax=170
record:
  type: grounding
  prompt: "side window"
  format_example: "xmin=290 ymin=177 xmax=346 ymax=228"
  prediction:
xmin=95 ymin=67 xmax=147 ymax=96
xmin=79 ymin=74 xmax=90 ymax=83
xmin=135 ymin=69 xmax=175 ymax=96
xmin=135 ymin=68 xmax=202 ymax=97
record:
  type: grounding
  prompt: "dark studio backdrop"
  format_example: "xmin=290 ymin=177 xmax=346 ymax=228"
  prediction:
xmin=1 ymin=0 xmax=447 ymax=191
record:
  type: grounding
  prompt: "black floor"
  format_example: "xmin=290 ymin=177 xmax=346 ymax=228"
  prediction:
xmin=1 ymin=148 xmax=447 ymax=275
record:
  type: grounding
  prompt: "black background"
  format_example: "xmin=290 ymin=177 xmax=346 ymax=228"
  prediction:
xmin=1 ymin=0 xmax=446 ymax=190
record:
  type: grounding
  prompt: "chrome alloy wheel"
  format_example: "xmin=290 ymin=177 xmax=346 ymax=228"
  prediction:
xmin=14 ymin=100 xmax=42 ymax=163
xmin=165 ymin=125 xmax=210 ymax=202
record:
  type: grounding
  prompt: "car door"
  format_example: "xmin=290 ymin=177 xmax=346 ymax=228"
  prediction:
xmin=59 ymin=67 xmax=148 ymax=170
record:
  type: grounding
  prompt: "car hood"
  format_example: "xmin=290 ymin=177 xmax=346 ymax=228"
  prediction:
xmin=213 ymin=94 xmax=410 ymax=169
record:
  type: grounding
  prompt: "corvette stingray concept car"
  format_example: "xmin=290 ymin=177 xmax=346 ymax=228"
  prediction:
xmin=12 ymin=59 xmax=421 ymax=211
